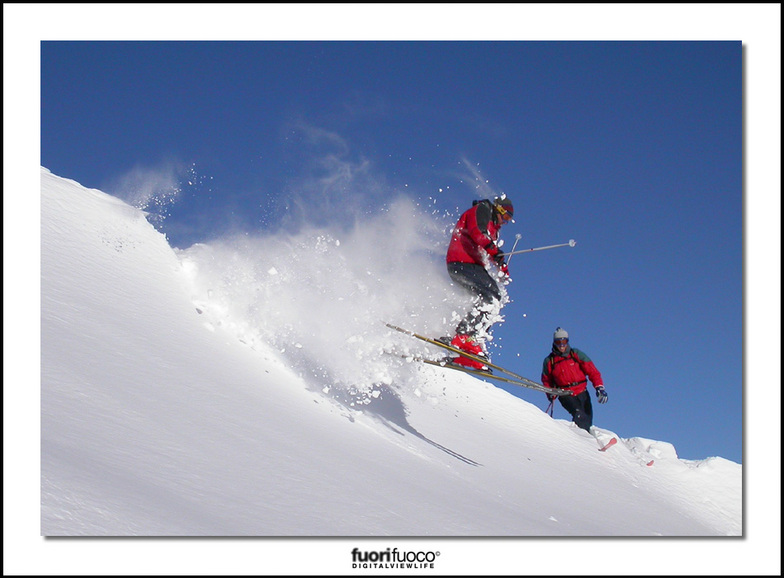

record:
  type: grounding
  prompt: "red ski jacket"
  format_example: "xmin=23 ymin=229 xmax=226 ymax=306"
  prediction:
xmin=446 ymin=200 xmax=502 ymax=265
xmin=541 ymin=347 xmax=604 ymax=396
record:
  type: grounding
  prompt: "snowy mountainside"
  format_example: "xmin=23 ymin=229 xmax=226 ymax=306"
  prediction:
xmin=40 ymin=167 xmax=741 ymax=538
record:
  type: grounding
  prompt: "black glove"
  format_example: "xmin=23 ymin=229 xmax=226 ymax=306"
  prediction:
xmin=595 ymin=386 xmax=608 ymax=404
xmin=493 ymin=250 xmax=505 ymax=266
xmin=546 ymin=393 xmax=557 ymax=402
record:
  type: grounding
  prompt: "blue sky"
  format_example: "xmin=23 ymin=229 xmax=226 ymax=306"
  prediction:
xmin=28 ymin=6 xmax=780 ymax=465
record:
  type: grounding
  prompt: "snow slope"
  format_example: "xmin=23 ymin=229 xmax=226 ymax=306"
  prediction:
xmin=37 ymin=168 xmax=746 ymax=572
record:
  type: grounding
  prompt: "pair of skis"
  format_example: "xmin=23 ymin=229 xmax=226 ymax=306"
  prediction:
xmin=384 ymin=322 xmax=571 ymax=397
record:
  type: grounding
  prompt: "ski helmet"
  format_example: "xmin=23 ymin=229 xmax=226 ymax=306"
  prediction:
xmin=493 ymin=196 xmax=514 ymax=222
xmin=553 ymin=327 xmax=569 ymax=341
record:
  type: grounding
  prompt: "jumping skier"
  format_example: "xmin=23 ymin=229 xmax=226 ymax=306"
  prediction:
xmin=441 ymin=196 xmax=514 ymax=370
xmin=542 ymin=327 xmax=608 ymax=432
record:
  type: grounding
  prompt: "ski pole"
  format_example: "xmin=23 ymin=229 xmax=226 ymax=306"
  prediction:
xmin=505 ymin=233 xmax=523 ymax=266
xmin=504 ymin=239 xmax=576 ymax=257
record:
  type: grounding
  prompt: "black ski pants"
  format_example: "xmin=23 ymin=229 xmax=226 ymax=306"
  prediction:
xmin=447 ymin=262 xmax=503 ymax=336
xmin=559 ymin=389 xmax=594 ymax=432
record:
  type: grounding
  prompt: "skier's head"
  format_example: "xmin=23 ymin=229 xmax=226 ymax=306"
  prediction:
xmin=493 ymin=196 xmax=514 ymax=224
xmin=553 ymin=327 xmax=570 ymax=352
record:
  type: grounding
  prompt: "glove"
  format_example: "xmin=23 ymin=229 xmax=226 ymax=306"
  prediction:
xmin=595 ymin=386 xmax=608 ymax=404
xmin=485 ymin=241 xmax=500 ymax=258
xmin=546 ymin=393 xmax=557 ymax=402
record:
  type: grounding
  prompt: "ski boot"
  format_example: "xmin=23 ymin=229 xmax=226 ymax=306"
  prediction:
xmin=447 ymin=333 xmax=491 ymax=372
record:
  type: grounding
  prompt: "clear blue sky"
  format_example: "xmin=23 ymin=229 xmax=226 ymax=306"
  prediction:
xmin=38 ymin=19 xmax=751 ymax=462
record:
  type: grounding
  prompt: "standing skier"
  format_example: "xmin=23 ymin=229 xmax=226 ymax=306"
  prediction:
xmin=442 ymin=196 xmax=514 ymax=369
xmin=542 ymin=327 xmax=608 ymax=432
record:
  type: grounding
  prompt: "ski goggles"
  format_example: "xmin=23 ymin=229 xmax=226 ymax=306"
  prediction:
xmin=554 ymin=338 xmax=569 ymax=345
xmin=496 ymin=204 xmax=515 ymax=223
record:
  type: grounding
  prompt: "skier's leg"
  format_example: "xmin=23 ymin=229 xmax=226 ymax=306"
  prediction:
xmin=559 ymin=391 xmax=593 ymax=432
xmin=581 ymin=392 xmax=594 ymax=429
xmin=448 ymin=262 xmax=502 ymax=303
xmin=447 ymin=263 xmax=502 ymax=336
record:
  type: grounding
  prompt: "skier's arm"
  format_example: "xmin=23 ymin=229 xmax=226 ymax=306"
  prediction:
xmin=574 ymin=349 xmax=604 ymax=388
xmin=465 ymin=203 xmax=496 ymax=254
xmin=573 ymin=350 xmax=608 ymax=403
xmin=541 ymin=359 xmax=556 ymax=401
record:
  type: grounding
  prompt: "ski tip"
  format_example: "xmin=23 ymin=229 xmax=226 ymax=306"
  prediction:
xmin=598 ymin=437 xmax=618 ymax=452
